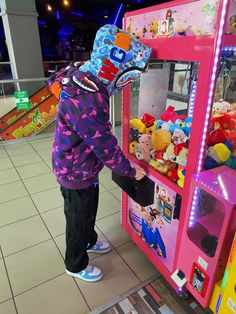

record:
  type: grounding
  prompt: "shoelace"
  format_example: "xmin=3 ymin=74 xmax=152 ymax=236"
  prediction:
xmin=86 ymin=265 xmax=94 ymax=273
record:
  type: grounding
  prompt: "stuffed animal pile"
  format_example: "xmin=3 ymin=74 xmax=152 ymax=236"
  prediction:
xmin=129 ymin=106 xmax=191 ymax=188
xmin=129 ymin=100 xmax=236 ymax=189
xmin=204 ymin=99 xmax=236 ymax=171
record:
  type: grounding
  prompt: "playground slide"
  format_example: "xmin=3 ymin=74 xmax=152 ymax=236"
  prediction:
xmin=0 ymin=94 xmax=58 ymax=141
xmin=0 ymin=85 xmax=51 ymax=132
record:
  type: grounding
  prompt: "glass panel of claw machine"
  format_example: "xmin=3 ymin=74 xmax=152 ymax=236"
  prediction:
xmin=187 ymin=48 xmax=236 ymax=260
xmin=129 ymin=60 xmax=199 ymax=188
xmin=203 ymin=48 xmax=236 ymax=172
xmin=127 ymin=60 xmax=199 ymax=272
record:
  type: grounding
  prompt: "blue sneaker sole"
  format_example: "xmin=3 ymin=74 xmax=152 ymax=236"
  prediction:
xmin=66 ymin=269 xmax=103 ymax=282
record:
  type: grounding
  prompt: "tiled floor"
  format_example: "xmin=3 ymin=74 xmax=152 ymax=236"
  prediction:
xmin=0 ymin=132 xmax=158 ymax=314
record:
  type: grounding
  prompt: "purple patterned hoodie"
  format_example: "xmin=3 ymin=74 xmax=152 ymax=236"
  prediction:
xmin=49 ymin=24 xmax=151 ymax=189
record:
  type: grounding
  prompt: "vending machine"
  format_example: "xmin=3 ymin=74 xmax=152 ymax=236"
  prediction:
xmin=112 ymin=0 xmax=236 ymax=308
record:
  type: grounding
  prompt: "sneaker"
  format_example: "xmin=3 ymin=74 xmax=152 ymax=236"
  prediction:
xmin=66 ymin=265 xmax=103 ymax=282
xmin=87 ymin=241 xmax=111 ymax=254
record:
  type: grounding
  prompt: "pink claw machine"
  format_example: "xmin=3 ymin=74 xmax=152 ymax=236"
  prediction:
xmin=112 ymin=0 xmax=236 ymax=308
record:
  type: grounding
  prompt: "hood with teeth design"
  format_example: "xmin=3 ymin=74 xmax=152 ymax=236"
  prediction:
xmin=80 ymin=24 xmax=151 ymax=96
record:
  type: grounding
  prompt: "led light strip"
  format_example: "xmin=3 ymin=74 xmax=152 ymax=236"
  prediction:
xmin=188 ymin=81 xmax=197 ymax=118
xmin=188 ymin=188 xmax=199 ymax=227
xmin=222 ymin=46 xmax=236 ymax=52
xmin=197 ymin=0 xmax=229 ymax=172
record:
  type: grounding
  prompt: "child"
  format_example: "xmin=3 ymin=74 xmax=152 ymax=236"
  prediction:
xmin=49 ymin=24 xmax=151 ymax=282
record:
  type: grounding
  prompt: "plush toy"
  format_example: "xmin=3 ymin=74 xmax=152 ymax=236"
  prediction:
xmin=156 ymin=120 xmax=172 ymax=131
xmin=130 ymin=128 xmax=140 ymax=142
xmin=176 ymin=147 xmax=188 ymax=166
xmin=156 ymin=120 xmax=164 ymax=129
xmin=204 ymin=143 xmax=231 ymax=170
xmin=129 ymin=141 xmax=138 ymax=154
xmin=174 ymin=142 xmax=186 ymax=157
xmin=141 ymin=113 xmax=155 ymax=128
xmin=172 ymin=129 xmax=187 ymax=145
xmin=146 ymin=121 xmax=157 ymax=135
xmin=212 ymin=99 xmax=233 ymax=115
xmin=182 ymin=117 xmax=192 ymax=136
xmin=169 ymin=122 xmax=181 ymax=134
xmin=130 ymin=118 xmax=146 ymax=134
xmin=167 ymin=168 xmax=179 ymax=182
xmin=228 ymin=131 xmax=236 ymax=150
xmin=155 ymin=150 xmax=166 ymax=164
xmin=163 ymin=143 xmax=176 ymax=162
xmin=135 ymin=143 xmax=152 ymax=162
xmin=207 ymin=128 xmax=229 ymax=146
xmin=212 ymin=113 xmax=235 ymax=132
xmin=149 ymin=159 xmax=168 ymax=174
xmin=160 ymin=105 xmax=186 ymax=122
xmin=177 ymin=166 xmax=186 ymax=188
xmin=151 ymin=129 xmax=172 ymax=151
xmin=138 ymin=134 xmax=151 ymax=148
xmin=223 ymin=154 xmax=236 ymax=170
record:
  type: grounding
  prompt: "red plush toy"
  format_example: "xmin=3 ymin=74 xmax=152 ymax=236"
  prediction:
xmin=141 ymin=113 xmax=156 ymax=127
xmin=160 ymin=106 xmax=186 ymax=123
xmin=212 ymin=113 xmax=236 ymax=132
xmin=207 ymin=128 xmax=229 ymax=146
xmin=155 ymin=150 xmax=165 ymax=164
xmin=167 ymin=168 xmax=179 ymax=181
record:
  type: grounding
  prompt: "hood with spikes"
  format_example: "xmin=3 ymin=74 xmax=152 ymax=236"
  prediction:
xmin=79 ymin=24 xmax=151 ymax=96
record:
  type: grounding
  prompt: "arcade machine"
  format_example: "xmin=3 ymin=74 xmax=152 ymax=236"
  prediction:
xmin=209 ymin=232 xmax=236 ymax=313
xmin=112 ymin=0 xmax=236 ymax=308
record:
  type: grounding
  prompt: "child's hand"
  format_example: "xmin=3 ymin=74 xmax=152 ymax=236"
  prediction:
xmin=134 ymin=167 xmax=146 ymax=180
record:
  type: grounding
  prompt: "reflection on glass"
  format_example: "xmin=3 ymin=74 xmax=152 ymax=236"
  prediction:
xmin=129 ymin=60 xmax=199 ymax=188
xmin=187 ymin=188 xmax=224 ymax=258
xmin=204 ymin=50 xmax=236 ymax=172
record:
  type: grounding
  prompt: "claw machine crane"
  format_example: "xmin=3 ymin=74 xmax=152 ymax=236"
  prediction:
xmin=112 ymin=0 xmax=236 ymax=308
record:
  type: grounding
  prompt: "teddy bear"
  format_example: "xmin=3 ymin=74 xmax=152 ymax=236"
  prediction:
xmin=138 ymin=134 xmax=152 ymax=148
xmin=135 ymin=143 xmax=152 ymax=162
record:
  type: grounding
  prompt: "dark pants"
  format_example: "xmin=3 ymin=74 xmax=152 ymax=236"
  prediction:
xmin=60 ymin=181 xmax=99 ymax=273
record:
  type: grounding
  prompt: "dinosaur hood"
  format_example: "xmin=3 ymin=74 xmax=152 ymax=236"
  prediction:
xmin=79 ymin=24 xmax=151 ymax=96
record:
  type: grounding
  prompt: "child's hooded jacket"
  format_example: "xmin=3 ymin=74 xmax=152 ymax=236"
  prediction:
xmin=49 ymin=24 xmax=151 ymax=189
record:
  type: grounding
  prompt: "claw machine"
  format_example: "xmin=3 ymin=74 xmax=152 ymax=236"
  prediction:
xmin=112 ymin=0 xmax=236 ymax=308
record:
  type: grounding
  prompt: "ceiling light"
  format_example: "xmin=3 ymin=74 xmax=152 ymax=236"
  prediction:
xmin=104 ymin=10 xmax=108 ymax=18
xmin=63 ymin=0 xmax=70 ymax=6
xmin=47 ymin=4 xmax=53 ymax=12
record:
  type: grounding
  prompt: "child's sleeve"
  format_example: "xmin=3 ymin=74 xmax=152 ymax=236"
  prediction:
xmin=71 ymin=95 xmax=136 ymax=178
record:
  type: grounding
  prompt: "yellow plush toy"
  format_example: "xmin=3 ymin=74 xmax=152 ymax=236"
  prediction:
xmin=149 ymin=159 xmax=168 ymax=174
xmin=177 ymin=166 xmax=185 ymax=188
xmin=129 ymin=141 xmax=138 ymax=154
xmin=151 ymin=129 xmax=172 ymax=151
xmin=130 ymin=119 xmax=146 ymax=134
xmin=146 ymin=121 xmax=157 ymax=136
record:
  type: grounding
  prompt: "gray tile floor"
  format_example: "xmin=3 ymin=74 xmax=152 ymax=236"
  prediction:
xmin=0 ymin=132 xmax=158 ymax=314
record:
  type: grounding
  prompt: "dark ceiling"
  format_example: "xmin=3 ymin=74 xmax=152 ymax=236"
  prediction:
xmin=35 ymin=0 xmax=169 ymax=58
xmin=35 ymin=0 xmax=164 ymax=32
